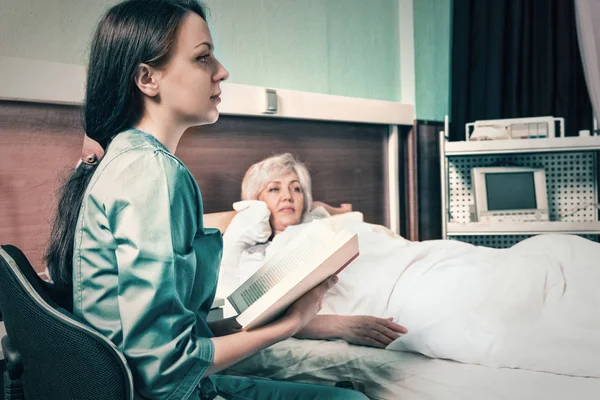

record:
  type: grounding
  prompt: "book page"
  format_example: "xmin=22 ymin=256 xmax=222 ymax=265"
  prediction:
xmin=228 ymin=221 xmax=334 ymax=314
xmin=233 ymin=234 xmax=327 ymax=312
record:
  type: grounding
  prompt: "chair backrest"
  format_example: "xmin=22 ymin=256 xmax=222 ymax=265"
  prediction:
xmin=0 ymin=245 xmax=134 ymax=400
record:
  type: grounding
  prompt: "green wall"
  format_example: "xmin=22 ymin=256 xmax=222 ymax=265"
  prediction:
xmin=0 ymin=0 xmax=120 ymax=64
xmin=1 ymin=0 xmax=406 ymax=103
xmin=204 ymin=0 xmax=401 ymax=101
xmin=413 ymin=0 xmax=452 ymax=121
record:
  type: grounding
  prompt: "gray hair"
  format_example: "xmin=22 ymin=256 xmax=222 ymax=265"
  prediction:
xmin=241 ymin=153 xmax=313 ymax=217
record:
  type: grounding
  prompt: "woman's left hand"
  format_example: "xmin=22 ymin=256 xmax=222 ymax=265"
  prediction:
xmin=339 ymin=316 xmax=407 ymax=348
xmin=208 ymin=317 xmax=243 ymax=337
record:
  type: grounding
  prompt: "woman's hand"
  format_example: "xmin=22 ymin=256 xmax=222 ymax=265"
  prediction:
xmin=227 ymin=200 xmax=272 ymax=247
xmin=280 ymin=275 xmax=339 ymax=335
xmin=295 ymin=315 xmax=408 ymax=348
xmin=339 ymin=316 xmax=407 ymax=348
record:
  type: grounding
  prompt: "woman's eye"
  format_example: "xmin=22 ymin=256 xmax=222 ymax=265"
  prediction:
xmin=269 ymin=187 xmax=279 ymax=192
xmin=293 ymin=187 xmax=302 ymax=192
xmin=196 ymin=54 xmax=210 ymax=63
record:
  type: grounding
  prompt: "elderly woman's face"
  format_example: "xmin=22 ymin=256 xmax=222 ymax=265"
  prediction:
xmin=258 ymin=172 xmax=304 ymax=234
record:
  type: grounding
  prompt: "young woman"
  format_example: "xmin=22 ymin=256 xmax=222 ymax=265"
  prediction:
xmin=45 ymin=1 xmax=367 ymax=399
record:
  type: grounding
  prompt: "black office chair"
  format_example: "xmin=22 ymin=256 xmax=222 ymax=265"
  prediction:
xmin=0 ymin=244 xmax=134 ymax=399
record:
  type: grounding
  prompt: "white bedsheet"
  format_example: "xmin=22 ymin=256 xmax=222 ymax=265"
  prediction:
xmin=220 ymin=213 xmax=600 ymax=379
xmin=224 ymin=338 xmax=600 ymax=400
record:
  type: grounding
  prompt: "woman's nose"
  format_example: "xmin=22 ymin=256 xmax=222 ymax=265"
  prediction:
xmin=213 ymin=59 xmax=229 ymax=82
xmin=280 ymin=188 xmax=292 ymax=201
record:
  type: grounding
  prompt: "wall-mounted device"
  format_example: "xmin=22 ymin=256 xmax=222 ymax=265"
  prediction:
xmin=471 ymin=166 xmax=550 ymax=223
xmin=466 ymin=116 xmax=564 ymax=141
xmin=263 ymin=89 xmax=278 ymax=114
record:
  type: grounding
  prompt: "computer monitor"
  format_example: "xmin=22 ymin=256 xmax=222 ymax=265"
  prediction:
xmin=471 ymin=167 xmax=549 ymax=223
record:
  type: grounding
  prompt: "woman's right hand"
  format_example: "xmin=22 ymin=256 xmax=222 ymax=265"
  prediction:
xmin=281 ymin=275 xmax=338 ymax=335
xmin=229 ymin=200 xmax=272 ymax=246
xmin=208 ymin=275 xmax=337 ymax=376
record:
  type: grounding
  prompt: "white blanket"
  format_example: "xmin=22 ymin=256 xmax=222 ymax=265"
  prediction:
xmin=220 ymin=214 xmax=600 ymax=378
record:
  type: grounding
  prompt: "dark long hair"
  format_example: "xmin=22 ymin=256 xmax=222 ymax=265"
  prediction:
xmin=46 ymin=0 xmax=207 ymax=289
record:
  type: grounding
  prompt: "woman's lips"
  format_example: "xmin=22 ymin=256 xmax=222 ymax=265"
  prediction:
xmin=279 ymin=207 xmax=295 ymax=213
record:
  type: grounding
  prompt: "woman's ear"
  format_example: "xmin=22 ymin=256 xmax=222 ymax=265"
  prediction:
xmin=133 ymin=63 xmax=160 ymax=97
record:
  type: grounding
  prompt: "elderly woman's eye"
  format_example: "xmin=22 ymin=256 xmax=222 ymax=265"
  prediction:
xmin=293 ymin=187 xmax=302 ymax=192
xmin=269 ymin=187 xmax=279 ymax=192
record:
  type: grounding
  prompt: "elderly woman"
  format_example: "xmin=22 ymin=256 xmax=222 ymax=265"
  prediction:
xmin=219 ymin=153 xmax=408 ymax=349
xmin=218 ymin=153 xmax=600 ymax=378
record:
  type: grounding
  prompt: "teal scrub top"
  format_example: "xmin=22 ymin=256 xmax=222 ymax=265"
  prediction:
xmin=73 ymin=129 xmax=223 ymax=399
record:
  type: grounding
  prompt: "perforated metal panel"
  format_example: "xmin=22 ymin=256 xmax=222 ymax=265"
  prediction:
xmin=445 ymin=151 xmax=598 ymax=248
xmin=450 ymin=234 xmax=599 ymax=248
xmin=447 ymin=152 xmax=598 ymax=223
xmin=449 ymin=235 xmax=532 ymax=248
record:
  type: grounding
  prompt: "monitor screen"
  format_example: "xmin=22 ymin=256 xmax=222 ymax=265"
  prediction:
xmin=485 ymin=172 xmax=537 ymax=210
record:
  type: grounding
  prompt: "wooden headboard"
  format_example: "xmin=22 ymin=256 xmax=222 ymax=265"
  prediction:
xmin=181 ymin=115 xmax=389 ymax=222
xmin=1 ymin=100 xmax=415 ymax=272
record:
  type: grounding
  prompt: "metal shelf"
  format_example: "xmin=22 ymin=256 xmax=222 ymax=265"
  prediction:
xmin=439 ymin=125 xmax=600 ymax=245
xmin=445 ymin=136 xmax=600 ymax=156
xmin=447 ymin=221 xmax=600 ymax=236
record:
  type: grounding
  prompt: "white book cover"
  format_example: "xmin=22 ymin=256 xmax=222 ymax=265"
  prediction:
xmin=227 ymin=220 xmax=359 ymax=330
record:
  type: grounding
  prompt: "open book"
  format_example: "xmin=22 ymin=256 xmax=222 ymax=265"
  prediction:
xmin=227 ymin=220 xmax=359 ymax=330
